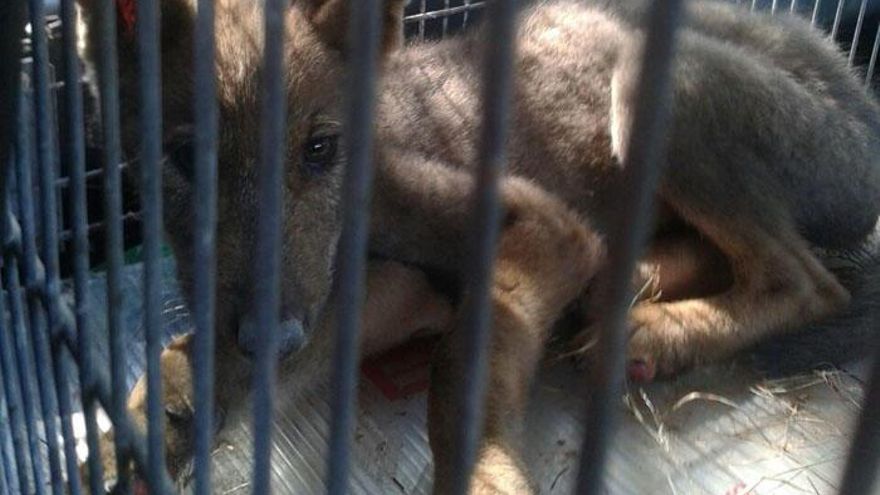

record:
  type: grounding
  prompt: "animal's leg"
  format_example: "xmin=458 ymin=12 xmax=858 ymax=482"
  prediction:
xmin=428 ymin=185 xmax=603 ymax=494
xmin=568 ymin=229 xmax=733 ymax=375
xmin=80 ymin=333 xmax=251 ymax=492
xmin=627 ymin=209 xmax=850 ymax=381
xmin=81 ymin=261 xmax=453 ymax=492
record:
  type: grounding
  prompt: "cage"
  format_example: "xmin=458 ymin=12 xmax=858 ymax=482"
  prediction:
xmin=3 ymin=0 xmax=880 ymax=494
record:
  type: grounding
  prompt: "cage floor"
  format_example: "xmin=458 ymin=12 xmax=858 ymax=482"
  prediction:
xmin=69 ymin=257 xmax=871 ymax=494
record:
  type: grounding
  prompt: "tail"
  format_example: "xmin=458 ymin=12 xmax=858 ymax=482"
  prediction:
xmin=750 ymin=220 xmax=880 ymax=377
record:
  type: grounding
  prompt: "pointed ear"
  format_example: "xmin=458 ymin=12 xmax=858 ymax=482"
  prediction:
xmin=303 ymin=0 xmax=408 ymax=57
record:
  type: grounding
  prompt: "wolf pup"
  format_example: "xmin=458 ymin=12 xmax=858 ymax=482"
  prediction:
xmin=76 ymin=0 xmax=880 ymax=492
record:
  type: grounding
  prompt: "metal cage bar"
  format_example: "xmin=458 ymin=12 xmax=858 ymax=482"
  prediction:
xmin=92 ymin=0 xmax=135 ymax=490
xmin=0 ymin=366 xmax=21 ymax=494
xmin=250 ymin=0 xmax=288 ymax=491
xmin=850 ymin=0 xmax=870 ymax=64
xmin=135 ymin=0 xmax=168 ymax=490
xmin=447 ymin=0 xmax=518 ymax=493
xmin=0 ymin=4 xmax=30 ymax=490
xmin=9 ymin=93 xmax=50 ymax=495
xmin=867 ymin=22 xmax=880 ymax=85
xmin=58 ymin=0 xmax=106 ymax=490
xmin=325 ymin=1 xmax=383 ymax=493
xmin=832 ymin=0 xmax=846 ymax=40
xmin=838 ymin=347 xmax=880 ymax=494
xmin=0 ymin=208 xmax=37 ymax=495
xmin=0 ymin=373 xmax=16 ymax=494
xmin=192 ymin=0 xmax=219 ymax=491
xmin=0 ymin=0 xmax=26 ymax=188
xmin=28 ymin=0 xmax=85 ymax=491
xmin=575 ymin=1 xmax=684 ymax=493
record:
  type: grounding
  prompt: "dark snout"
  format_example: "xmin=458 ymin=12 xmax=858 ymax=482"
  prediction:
xmin=237 ymin=312 xmax=308 ymax=357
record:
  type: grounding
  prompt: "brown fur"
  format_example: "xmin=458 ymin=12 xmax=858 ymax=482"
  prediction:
xmin=76 ymin=0 xmax=880 ymax=492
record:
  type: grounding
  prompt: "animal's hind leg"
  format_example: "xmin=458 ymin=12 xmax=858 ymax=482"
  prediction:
xmin=427 ymin=182 xmax=603 ymax=494
xmin=627 ymin=205 xmax=850 ymax=381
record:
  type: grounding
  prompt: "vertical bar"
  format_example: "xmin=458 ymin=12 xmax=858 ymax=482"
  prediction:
xmin=136 ymin=0 xmax=168 ymax=489
xmin=0 ymin=208 xmax=34 ymax=495
xmin=419 ymin=0 xmax=426 ymax=40
xmin=58 ymin=0 xmax=105 ymax=490
xmin=53 ymin=355 xmax=83 ymax=495
xmin=0 ymin=443 xmax=7 ymax=495
xmin=772 ymin=0 xmax=780 ymax=15
xmin=192 ymin=0 xmax=218 ymax=491
xmin=10 ymin=91 xmax=49 ymax=495
xmin=59 ymin=0 xmax=104 ymax=490
xmin=463 ymin=0 xmax=470 ymax=30
xmin=0 ymin=0 xmax=26 ymax=192
xmin=849 ymin=0 xmax=869 ymax=64
xmin=447 ymin=0 xmax=518 ymax=493
xmin=791 ymin=0 xmax=798 ymax=13
xmin=16 ymin=83 xmax=65 ymax=495
xmin=812 ymin=0 xmax=822 ymax=26
xmin=831 ymin=0 xmax=845 ymax=41
xmin=442 ymin=0 xmax=450 ymax=37
xmin=0 ymin=371 xmax=22 ymax=495
xmin=93 ymin=0 xmax=133 ymax=489
xmin=838 ymin=351 xmax=880 ymax=494
xmin=325 ymin=1 xmax=381 ymax=493
xmin=866 ymin=23 xmax=880 ymax=86
xmin=575 ymin=1 xmax=683 ymax=493
xmin=250 ymin=0 xmax=287 ymax=490
xmin=27 ymin=0 xmax=83 ymax=492
xmin=751 ymin=0 xmax=758 ymax=13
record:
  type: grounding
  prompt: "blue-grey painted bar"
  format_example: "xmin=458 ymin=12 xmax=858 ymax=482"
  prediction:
xmin=58 ymin=0 xmax=105 ymax=490
xmin=92 ymin=0 xmax=134 ymax=490
xmin=27 ymin=0 xmax=84 ymax=491
xmin=0 ymin=3 xmax=29 ymax=489
xmin=0 ymin=210 xmax=35 ymax=495
xmin=326 ymin=1 xmax=382 ymax=493
xmin=838 ymin=348 xmax=880 ymax=493
xmin=251 ymin=0 xmax=287 ymax=491
xmin=192 ymin=0 xmax=219 ymax=492
xmin=448 ymin=0 xmax=518 ymax=493
xmin=23 ymin=3 xmax=68 ymax=492
xmin=575 ymin=1 xmax=683 ymax=493
xmin=136 ymin=0 xmax=168 ymax=489
xmin=0 ymin=368 xmax=21 ymax=494
xmin=9 ymin=94 xmax=49 ymax=495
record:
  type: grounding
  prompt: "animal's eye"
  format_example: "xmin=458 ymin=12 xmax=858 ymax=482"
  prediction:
xmin=302 ymin=135 xmax=339 ymax=175
xmin=166 ymin=139 xmax=195 ymax=182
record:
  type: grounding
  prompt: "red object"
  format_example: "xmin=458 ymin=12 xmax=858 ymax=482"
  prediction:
xmin=361 ymin=337 xmax=438 ymax=401
xmin=116 ymin=0 xmax=137 ymax=40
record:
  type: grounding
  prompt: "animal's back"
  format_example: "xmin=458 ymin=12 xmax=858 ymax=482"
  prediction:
xmin=594 ymin=0 xmax=880 ymax=248
xmin=380 ymin=0 xmax=880 ymax=248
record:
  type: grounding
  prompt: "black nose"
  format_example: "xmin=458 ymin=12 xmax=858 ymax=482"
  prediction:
xmin=237 ymin=315 xmax=307 ymax=357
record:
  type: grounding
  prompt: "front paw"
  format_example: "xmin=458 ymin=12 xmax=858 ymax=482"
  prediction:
xmin=468 ymin=444 xmax=532 ymax=495
xmin=626 ymin=303 xmax=697 ymax=383
xmin=78 ymin=427 xmax=151 ymax=495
